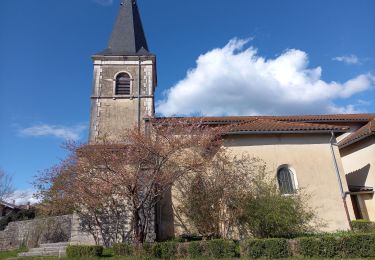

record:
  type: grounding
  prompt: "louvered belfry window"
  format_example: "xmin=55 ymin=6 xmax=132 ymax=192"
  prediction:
xmin=115 ymin=73 xmax=131 ymax=95
xmin=277 ymin=167 xmax=296 ymax=194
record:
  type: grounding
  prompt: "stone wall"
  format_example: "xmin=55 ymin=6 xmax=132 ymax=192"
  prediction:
xmin=89 ymin=57 xmax=156 ymax=143
xmin=0 ymin=215 xmax=72 ymax=251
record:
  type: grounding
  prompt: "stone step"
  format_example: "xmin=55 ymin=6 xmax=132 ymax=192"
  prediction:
xmin=28 ymin=246 xmax=67 ymax=253
xmin=39 ymin=242 xmax=70 ymax=247
xmin=18 ymin=250 xmax=66 ymax=257
xmin=17 ymin=242 xmax=68 ymax=257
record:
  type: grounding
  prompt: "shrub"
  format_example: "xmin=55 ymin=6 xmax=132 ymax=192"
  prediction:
xmin=241 ymin=238 xmax=290 ymax=258
xmin=113 ymin=243 xmax=133 ymax=256
xmin=238 ymin=191 xmax=316 ymax=238
xmin=188 ymin=241 xmax=204 ymax=258
xmin=352 ymin=219 xmax=375 ymax=233
xmin=341 ymin=233 xmax=375 ymax=257
xmin=176 ymin=242 xmax=189 ymax=258
xmin=152 ymin=241 xmax=178 ymax=259
xmin=142 ymin=242 xmax=154 ymax=256
xmin=297 ymin=234 xmax=375 ymax=258
xmin=66 ymin=245 xmax=103 ymax=258
xmin=205 ymin=239 xmax=238 ymax=258
xmin=297 ymin=236 xmax=340 ymax=258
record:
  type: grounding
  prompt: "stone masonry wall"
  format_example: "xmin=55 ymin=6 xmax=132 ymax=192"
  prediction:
xmin=0 ymin=215 xmax=72 ymax=251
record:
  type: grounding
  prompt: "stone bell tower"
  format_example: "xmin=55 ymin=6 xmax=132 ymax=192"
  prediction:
xmin=89 ymin=0 xmax=157 ymax=143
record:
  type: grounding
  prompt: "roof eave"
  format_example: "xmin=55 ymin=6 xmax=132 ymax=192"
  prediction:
xmin=0 ymin=200 xmax=16 ymax=209
xmin=224 ymin=129 xmax=347 ymax=136
xmin=339 ymin=132 xmax=375 ymax=149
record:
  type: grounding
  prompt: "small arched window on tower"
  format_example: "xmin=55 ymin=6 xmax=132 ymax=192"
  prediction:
xmin=115 ymin=73 xmax=131 ymax=95
xmin=277 ymin=166 xmax=297 ymax=194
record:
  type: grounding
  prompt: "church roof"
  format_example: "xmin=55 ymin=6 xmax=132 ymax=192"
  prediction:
xmin=95 ymin=0 xmax=151 ymax=56
xmin=0 ymin=200 xmax=17 ymax=209
xmin=339 ymin=119 xmax=375 ymax=148
xmin=154 ymin=114 xmax=375 ymax=145
xmin=227 ymin=119 xmax=349 ymax=134
xmin=155 ymin=113 xmax=375 ymax=125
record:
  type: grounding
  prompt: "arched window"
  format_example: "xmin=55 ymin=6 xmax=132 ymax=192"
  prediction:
xmin=277 ymin=166 xmax=296 ymax=194
xmin=115 ymin=73 xmax=131 ymax=95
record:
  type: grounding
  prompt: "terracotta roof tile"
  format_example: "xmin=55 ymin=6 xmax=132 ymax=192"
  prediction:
xmin=155 ymin=114 xmax=375 ymax=125
xmin=153 ymin=114 xmax=375 ymax=145
xmin=227 ymin=119 xmax=349 ymax=134
xmin=339 ymin=119 xmax=375 ymax=148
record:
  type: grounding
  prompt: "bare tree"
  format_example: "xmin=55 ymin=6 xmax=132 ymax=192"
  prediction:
xmin=174 ymin=151 xmax=318 ymax=239
xmin=0 ymin=168 xmax=14 ymax=201
xmin=35 ymin=119 xmax=224 ymax=245
xmin=173 ymin=152 xmax=267 ymax=239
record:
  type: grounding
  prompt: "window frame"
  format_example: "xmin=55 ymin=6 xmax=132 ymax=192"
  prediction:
xmin=113 ymin=71 xmax=133 ymax=97
xmin=276 ymin=165 xmax=298 ymax=195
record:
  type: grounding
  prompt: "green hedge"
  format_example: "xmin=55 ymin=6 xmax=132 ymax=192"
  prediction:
xmin=297 ymin=233 xmax=375 ymax=258
xmin=204 ymin=239 xmax=238 ymax=258
xmin=113 ymin=243 xmax=133 ymax=256
xmin=352 ymin=220 xmax=375 ymax=233
xmin=153 ymin=241 xmax=178 ymax=259
xmin=66 ymin=245 xmax=103 ymax=258
xmin=111 ymin=234 xmax=375 ymax=258
xmin=241 ymin=238 xmax=290 ymax=258
xmin=113 ymin=240 xmax=237 ymax=258
xmin=298 ymin=236 xmax=340 ymax=258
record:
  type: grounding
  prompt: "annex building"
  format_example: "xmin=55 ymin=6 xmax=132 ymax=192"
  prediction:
xmin=88 ymin=0 xmax=375 ymax=240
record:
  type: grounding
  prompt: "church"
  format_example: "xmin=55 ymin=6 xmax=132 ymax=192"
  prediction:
xmin=88 ymin=0 xmax=375 ymax=239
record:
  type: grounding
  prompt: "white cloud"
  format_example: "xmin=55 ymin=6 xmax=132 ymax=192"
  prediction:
xmin=157 ymin=39 xmax=374 ymax=116
xmin=333 ymin=55 xmax=361 ymax=65
xmin=93 ymin=0 xmax=113 ymax=6
xmin=5 ymin=190 xmax=40 ymax=206
xmin=19 ymin=124 xmax=87 ymax=141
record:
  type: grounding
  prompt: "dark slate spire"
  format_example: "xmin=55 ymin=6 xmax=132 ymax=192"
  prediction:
xmin=97 ymin=0 xmax=150 ymax=56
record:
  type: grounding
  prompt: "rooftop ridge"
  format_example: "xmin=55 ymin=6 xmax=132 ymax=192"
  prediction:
xmin=95 ymin=0 xmax=150 ymax=56
xmin=339 ymin=119 xmax=375 ymax=148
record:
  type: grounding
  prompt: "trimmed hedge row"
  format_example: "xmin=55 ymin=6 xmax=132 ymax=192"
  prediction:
xmin=114 ymin=239 xmax=238 ymax=259
xmin=241 ymin=238 xmax=290 ymax=258
xmin=66 ymin=245 xmax=103 ymax=258
xmin=352 ymin=219 xmax=375 ymax=233
xmin=72 ymin=233 xmax=375 ymax=259
xmin=297 ymin=233 xmax=375 ymax=258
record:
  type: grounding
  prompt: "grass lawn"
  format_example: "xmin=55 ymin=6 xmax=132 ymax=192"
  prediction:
xmin=3 ymin=249 xmax=375 ymax=260
xmin=6 ymin=255 xmax=375 ymax=260
xmin=0 ymin=250 xmax=17 ymax=260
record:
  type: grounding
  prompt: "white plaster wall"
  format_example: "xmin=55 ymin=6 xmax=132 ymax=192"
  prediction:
xmin=224 ymin=133 xmax=354 ymax=232
xmin=340 ymin=136 xmax=375 ymax=220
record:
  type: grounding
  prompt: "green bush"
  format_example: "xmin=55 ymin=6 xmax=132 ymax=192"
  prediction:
xmin=205 ymin=239 xmax=237 ymax=258
xmin=352 ymin=219 xmax=375 ymax=233
xmin=142 ymin=242 xmax=154 ymax=256
xmin=148 ymin=239 xmax=237 ymax=258
xmin=298 ymin=236 xmax=340 ymax=258
xmin=241 ymin=238 xmax=290 ymax=258
xmin=238 ymin=191 xmax=315 ymax=238
xmin=188 ymin=241 xmax=204 ymax=258
xmin=113 ymin=242 xmax=133 ymax=256
xmin=297 ymin=233 xmax=375 ymax=258
xmin=176 ymin=242 xmax=189 ymax=258
xmin=341 ymin=233 xmax=375 ymax=257
xmin=152 ymin=241 xmax=178 ymax=259
xmin=66 ymin=245 xmax=103 ymax=258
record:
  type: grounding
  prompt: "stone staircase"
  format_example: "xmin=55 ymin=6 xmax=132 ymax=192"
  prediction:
xmin=18 ymin=242 xmax=69 ymax=258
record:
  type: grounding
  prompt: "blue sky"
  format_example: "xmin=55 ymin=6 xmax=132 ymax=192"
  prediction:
xmin=0 ymin=0 xmax=374 ymax=195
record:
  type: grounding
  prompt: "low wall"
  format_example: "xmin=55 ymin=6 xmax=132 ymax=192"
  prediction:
xmin=0 ymin=215 xmax=72 ymax=251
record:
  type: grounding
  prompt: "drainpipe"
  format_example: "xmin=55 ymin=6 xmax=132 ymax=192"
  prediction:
xmin=330 ymin=131 xmax=352 ymax=230
xmin=138 ymin=57 xmax=142 ymax=131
